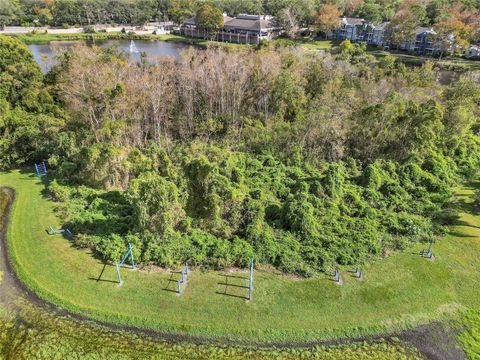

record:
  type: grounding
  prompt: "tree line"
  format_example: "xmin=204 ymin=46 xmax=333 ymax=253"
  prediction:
xmin=1 ymin=0 xmax=479 ymax=30
xmin=2 ymin=0 xmax=479 ymax=57
xmin=1 ymin=35 xmax=480 ymax=274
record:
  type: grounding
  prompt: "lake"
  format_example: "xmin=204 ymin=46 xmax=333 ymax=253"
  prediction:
xmin=28 ymin=39 xmax=190 ymax=72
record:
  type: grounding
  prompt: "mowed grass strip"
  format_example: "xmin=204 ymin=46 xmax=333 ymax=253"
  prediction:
xmin=14 ymin=32 xmax=249 ymax=50
xmin=1 ymin=169 xmax=480 ymax=342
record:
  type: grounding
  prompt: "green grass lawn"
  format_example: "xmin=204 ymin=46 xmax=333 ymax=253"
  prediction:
xmin=298 ymin=40 xmax=335 ymax=50
xmin=270 ymin=38 xmax=335 ymax=51
xmin=369 ymin=49 xmax=480 ymax=71
xmin=1 ymin=169 xmax=480 ymax=343
xmin=14 ymin=32 xmax=201 ymax=44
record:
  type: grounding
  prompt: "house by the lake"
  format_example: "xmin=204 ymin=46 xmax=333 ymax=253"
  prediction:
xmin=332 ymin=17 xmax=441 ymax=55
xmin=180 ymin=14 xmax=280 ymax=44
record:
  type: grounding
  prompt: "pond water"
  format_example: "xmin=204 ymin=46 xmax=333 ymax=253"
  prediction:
xmin=28 ymin=39 xmax=190 ymax=73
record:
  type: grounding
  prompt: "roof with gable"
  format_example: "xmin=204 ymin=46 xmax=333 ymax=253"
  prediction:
xmin=224 ymin=15 xmax=274 ymax=31
xmin=374 ymin=21 xmax=390 ymax=31
xmin=184 ymin=14 xmax=234 ymax=27
xmin=415 ymin=26 xmax=436 ymax=35
xmin=341 ymin=17 xmax=365 ymax=26
xmin=183 ymin=14 xmax=275 ymax=32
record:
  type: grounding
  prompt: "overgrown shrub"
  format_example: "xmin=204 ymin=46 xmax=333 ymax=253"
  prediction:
xmin=47 ymin=144 xmax=470 ymax=275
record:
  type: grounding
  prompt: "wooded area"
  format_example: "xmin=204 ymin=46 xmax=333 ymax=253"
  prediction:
xmin=2 ymin=0 xmax=479 ymax=30
xmin=1 ymin=34 xmax=479 ymax=275
xmin=2 ymin=0 xmax=480 ymax=59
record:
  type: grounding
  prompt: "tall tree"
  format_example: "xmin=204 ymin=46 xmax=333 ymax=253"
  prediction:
xmin=195 ymin=2 xmax=224 ymax=39
xmin=385 ymin=0 xmax=426 ymax=47
xmin=0 ymin=0 xmax=21 ymax=27
xmin=355 ymin=0 xmax=382 ymax=23
xmin=169 ymin=0 xmax=195 ymax=23
xmin=0 ymin=34 xmax=43 ymax=107
xmin=214 ymin=0 xmax=263 ymax=16
xmin=278 ymin=7 xmax=300 ymax=38
xmin=426 ymin=0 xmax=449 ymax=24
xmin=344 ymin=0 xmax=364 ymax=16
xmin=314 ymin=3 xmax=341 ymax=38
xmin=264 ymin=0 xmax=314 ymax=26
xmin=51 ymin=0 xmax=81 ymax=26
xmin=433 ymin=4 xmax=476 ymax=57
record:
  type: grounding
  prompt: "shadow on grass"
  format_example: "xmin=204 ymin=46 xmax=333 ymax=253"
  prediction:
xmin=215 ymin=291 xmax=249 ymax=300
xmin=88 ymin=262 xmax=118 ymax=284
xmin=88 ymin=277 xmax=118 ymax=284
xmin=452 ymin=219 xmax=480 ymax=229
xmin=453 ymin=198 xmax=478 ymax=216
xmin=18 ymin=167 xmax=51 ymax=192
xmin=216 ymin=274 xmax=250 ymax=300
xmin=217 ymin=282 xmax=249 ymax=289
xmin=408 ymin=251 xmax=424 ymax=256
xmin=162 ymin=272 xmax=180 ymax=294
xmin=448 ymin=231 xmax=477 ymax=238
xmin=220 ymin=274 xmax=249 ymax=280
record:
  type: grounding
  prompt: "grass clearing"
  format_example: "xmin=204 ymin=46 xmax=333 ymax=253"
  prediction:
xmin=369 ymin=49 xmax=480 ymax=71
xmin=271 ymin=38 xmax=335 ymax=50
xmin=13 ymin=32 xmax=197 ymax=44
xmin=13 ymin=32 xmax=250 ymax=50
xmin=297 ymin=39 xmax=335 ymax=50
xmin=1 ymin=169 xmax=480 ymax=343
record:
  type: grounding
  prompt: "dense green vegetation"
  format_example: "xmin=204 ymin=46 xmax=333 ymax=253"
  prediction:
xmin=0 ymin=188 xmax=424 ymax=359
xmin=2 ymin=34 xmax=480 ymax=276
xmin=1 ymin=33 xmax=480 ymax=350
xmin=2 ymin=0 xmax=480 ymax=28
xmin=2 ymin=168 xmax=480 ymax=343
xmin=459 ymin=311 xmax=480 ymax=359
xmin=0 ymin=304 xmax=423 ymax=360
xmin=3 ymin=0 xmax=480 ymax=60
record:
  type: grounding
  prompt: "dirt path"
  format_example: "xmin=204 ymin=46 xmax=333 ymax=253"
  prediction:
xmin=0 ymin=186 xmax=467 ymax=359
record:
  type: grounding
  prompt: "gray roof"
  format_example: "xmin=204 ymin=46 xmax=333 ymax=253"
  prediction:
xmin=224 ymin=16 xmax=273 ymax=31
xmin=342 ymin=17 xmax=365 ymax=26
xmin=374 ymin=21 xmax=390 ymax=31
xmin=184 ymin=17 xmax=196 ymax=26
xmin=415 ymin=26 xmax=435 ymax=35
xmin=184 ymin=14 xmax=234 ymax=27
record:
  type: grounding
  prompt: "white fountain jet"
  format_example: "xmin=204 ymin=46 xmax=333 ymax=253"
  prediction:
xmin=129 ymin=40 xmax=139 ymax=54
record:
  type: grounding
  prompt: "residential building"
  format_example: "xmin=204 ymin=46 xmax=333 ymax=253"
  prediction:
xmin=331 ymin=17 xmax=368 ymax=42
xmin=398 ymin=27 xmax=438 ymax=54
xmin=467 ymin=44 xmax=480 ymax=57
xmin=333 ymin=18 xmax=442 ymax=55
xmin=371 ymin=22 xmax=389 ymax=47
xmin=180 ymin=14 xmax=280 ymax=44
